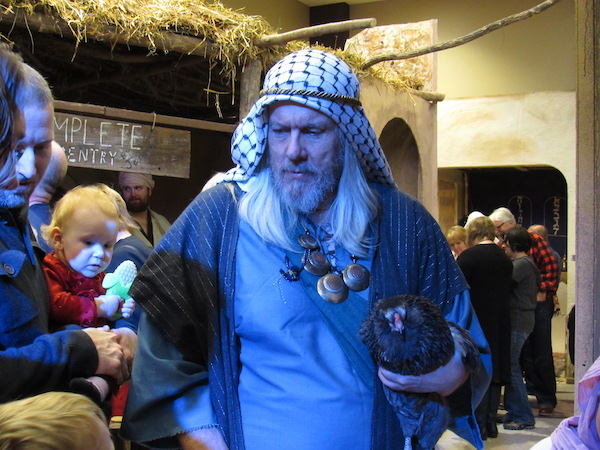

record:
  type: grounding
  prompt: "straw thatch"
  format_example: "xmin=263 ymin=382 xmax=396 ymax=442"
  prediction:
xmin=1 ymin=0 xmax=285 ymax=78
xmin=0 ymin=0 xmax=435 ymax=121
xmin=0 ymin=0 xmax=431 ymax=86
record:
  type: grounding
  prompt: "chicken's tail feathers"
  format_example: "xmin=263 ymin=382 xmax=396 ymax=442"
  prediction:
xmin=385 ymin=388 xmax=449 ymax=450
xmin=447 ymin=321 xmax=481 ymax=373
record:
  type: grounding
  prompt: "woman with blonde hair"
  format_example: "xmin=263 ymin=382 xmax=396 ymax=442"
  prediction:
xmin=446 ymin=225 xmax=468 ymax=259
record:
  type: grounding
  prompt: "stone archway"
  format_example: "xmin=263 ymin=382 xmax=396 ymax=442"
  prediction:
xmin=379 ymin=118 xmax=421 ymax=199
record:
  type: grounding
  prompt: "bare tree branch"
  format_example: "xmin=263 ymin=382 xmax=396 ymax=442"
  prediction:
xmin=407 ymin=88 xmax=445 ymax=102
xmin=256 ymin=18 xmax=377 ymax=47
xmin=361 ymin=0 xmax=563 ymax=70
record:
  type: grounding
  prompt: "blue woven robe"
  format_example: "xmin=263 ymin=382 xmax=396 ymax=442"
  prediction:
xmin=122 ymin=183 xmax=490 ymax=449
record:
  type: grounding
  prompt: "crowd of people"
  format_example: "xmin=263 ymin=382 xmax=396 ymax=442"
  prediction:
xmin=445 ymin=206 xmax=562 ymax=441
xmin=0 ymin=42 xmax=584 ymax=450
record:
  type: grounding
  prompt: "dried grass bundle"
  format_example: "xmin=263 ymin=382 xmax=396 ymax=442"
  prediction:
xmin=0 ymin=0 xmax=423 ymax=93
xmin=310 ymin=45 xmax=419 ymax=92
xmin=1 ymin=0 xmax=283 ymax=79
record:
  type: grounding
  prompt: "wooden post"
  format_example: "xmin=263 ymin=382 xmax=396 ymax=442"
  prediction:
xmin=239 ymin=59 xmax=263 ymax=119
xmin=574 ymin=0 xmax=600 ymax=401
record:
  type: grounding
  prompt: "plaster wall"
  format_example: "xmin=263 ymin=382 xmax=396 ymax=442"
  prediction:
xmin=361 ymin=78 xmax=438 ymax=215
xmin=221 ymin=0 xmax=575 ymax=99
xmin=438 ymin=92 xmax=575 ymax=174
xmin=438 ymin=90 xmax=577 ymax=313
xmin=221 ymin=0 xmax=308 ymax=33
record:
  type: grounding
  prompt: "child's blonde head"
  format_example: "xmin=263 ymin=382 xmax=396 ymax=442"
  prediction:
xmin=41 ymin=184 xmax=120 ymax=247
xmin=0 ymin=392 xmax=112 ymax=450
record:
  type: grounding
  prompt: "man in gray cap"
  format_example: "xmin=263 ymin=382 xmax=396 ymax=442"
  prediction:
xmin=122 ymin=49 xmax=491 ymax=449
xmin=118 ymin=171 xmax=170 ymax=247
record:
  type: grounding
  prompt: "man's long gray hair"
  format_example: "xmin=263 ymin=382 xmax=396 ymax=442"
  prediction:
xmin=238 ymin=138 xmax=379 ymax=258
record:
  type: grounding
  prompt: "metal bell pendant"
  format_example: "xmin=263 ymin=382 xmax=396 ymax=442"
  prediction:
xmin=342 ymin=263 xmax=370 ymax=292
xmin=298 ymin=233 xmax=319 ymax=250
xmin=304 ymin=251 xmax=331 ymax=276
xmin=317 ymin=273 xmax=348 ymax=304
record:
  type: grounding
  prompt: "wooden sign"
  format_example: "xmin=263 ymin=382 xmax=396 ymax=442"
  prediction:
xmin=54 ymin=112 xmax=191 ymax=178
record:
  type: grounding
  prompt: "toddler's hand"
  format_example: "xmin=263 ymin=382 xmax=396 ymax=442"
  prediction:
xmin=120 ymin=298 xmax=136 ymax=319
xmin=95 ymin=294 xmax=122 ymax=319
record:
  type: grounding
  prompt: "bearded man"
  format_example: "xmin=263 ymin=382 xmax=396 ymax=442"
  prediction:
xmin=118 ymin=172 xmax=170 ymax=247
xmin=122 ymin=49 xmax=491 ymax=450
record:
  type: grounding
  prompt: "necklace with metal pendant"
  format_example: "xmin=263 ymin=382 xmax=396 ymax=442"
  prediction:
xmin=292 ymin=229 xmax=370 ymax=304
xmin=317 ymin=272 xmax=348 ymax=304
xmin=342 ymin=257 xmax=370 ymax=291
xmin=297 ymin=231 xmax=330 ymax=276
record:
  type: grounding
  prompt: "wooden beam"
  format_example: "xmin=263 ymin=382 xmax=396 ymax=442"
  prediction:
xmin=0 ymin=9 xmax=220 ymax=57
xmin=53 ymin=100 xmax=237 ymax=133
xmin=407 ymin=88 xmax=445 ymax=103
xmin=574 ymin=0 xmax=600 ymax=390
xmin=239 ymin=59 xmax=262 ymax=119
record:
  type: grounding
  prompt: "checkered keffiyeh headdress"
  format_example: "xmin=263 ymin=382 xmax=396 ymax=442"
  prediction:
xmin=224 ymin=49 xmax=395 ymax=186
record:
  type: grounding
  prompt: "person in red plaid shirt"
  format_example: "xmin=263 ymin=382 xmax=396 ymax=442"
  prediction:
xmin=490 ymin=207 xmax=559 ymax=416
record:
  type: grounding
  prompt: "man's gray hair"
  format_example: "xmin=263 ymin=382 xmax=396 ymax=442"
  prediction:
xmin=16 ymin=63 xmax=53 ymax=108
xmin=489 ymin=207 xmax=515 ymax=224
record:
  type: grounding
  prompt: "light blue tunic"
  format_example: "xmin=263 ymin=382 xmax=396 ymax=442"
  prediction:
xmin=235 ymin=220 xmax=374 ymax=450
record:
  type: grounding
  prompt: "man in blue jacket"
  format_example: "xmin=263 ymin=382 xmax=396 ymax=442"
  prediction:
xmin=0 ymin=50 xmax=131 ymax=402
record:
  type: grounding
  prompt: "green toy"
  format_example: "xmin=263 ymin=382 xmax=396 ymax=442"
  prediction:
xmin=102 ymin=260 xmax=137 ymax=319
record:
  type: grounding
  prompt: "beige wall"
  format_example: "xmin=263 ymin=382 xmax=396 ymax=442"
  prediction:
xmin=221 ymin=0 xmax=575 ymax=97
xmin=439 ymin=91 xmax=577 ymax=320
xmin=438 ymin=92 xmax=576 ymax=173
xmin=351 ymin=0 xmax=576 ymax=98
xmin=361 ymin=78 xmax=438 ymax=214
xmin=221 ymin=0 xmax=308 ymax=32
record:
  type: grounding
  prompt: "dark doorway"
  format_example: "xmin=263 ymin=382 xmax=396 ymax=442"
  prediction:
xmin=466 ymin=167 xmax=567 ymax=264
